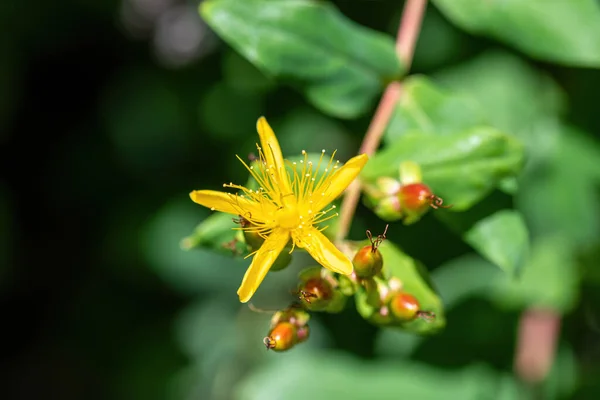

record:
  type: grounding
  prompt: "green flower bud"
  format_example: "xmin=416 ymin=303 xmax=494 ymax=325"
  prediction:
xmin=399 ymin=160 xmax=422 ymax=186
xmin=337 ymin=273 xmax=358 ymax=296
xmin=270 ymin=250 xmax=292 ymax=272
xmin=362 ymin=178 xmax=403 ymax=222
xmin=370 ymin=195 xmax=403 ymax=222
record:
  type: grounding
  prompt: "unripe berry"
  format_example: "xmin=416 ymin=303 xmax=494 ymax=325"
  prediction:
xmin=352 ymin=245 xmax=383 ymax=278
xmin=297 ymin=277 xmax=334 ymax=311
xmin=389 ymin=292 xmax=420 ymax=321
xmin=264 ymin=322 xmax=297 ymax=352
xmin=352 ymin=225 xmax=388 ymax=279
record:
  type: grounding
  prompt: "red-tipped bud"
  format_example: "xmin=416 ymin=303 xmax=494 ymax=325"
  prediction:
xmin=352 ymin=245 xmax=383 ymax=278
xmin=398 ymin=183 xmax=452 ymax=224
xmin=398 ymin=183 xmax=433 ymax=214
xmin=352 ymin=226 xmax=388 ymax=278
xmin=389 ymin=292 xmax=420 ymax=321
xmin=264 ymin=322 xmax=297 ymax=352
xmin=297 ymin=277 xmax=334 ymax=311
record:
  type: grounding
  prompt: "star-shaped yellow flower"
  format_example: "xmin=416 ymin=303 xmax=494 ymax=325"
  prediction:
xmin=190 ymin=117 xmax=368 ymax=303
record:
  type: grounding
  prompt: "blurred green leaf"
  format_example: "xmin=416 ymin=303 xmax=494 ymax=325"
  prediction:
xmin=432 ymin=0 xmax=600 ymax=67
xmin=101 ymin=67 xmax=190 ymax=174
xmin=236 ymin=350 xmax=521 ymax=400
xmin=355 ymin=241 xmax=445 ymax=334
xmin=222 ymin=50 xmax=275 ymax=93
xmin=464 ymin=210 xmax=529 ymax=276
xmin=411 ymin=7 xmax=466 ymax=71
xmin=542 ymin=344 xmax=578 ymax=400
xmin=433 ymin=50 xmax=565 ymax=143
xmin=491 ymin=235 xmax=579 ymax=313
xmin=433 ymin=235 xmax=579 ymax=314
xmin=432 ymin=254 xmax=504 ymax=310
xmin=143 ymin=199 xmax=245 ymax=295
xmin=363 ymin=127 xmax=524 ymax=210
xmin=516 ymin=127 xmax=600 ymax=247
xmin=385 ymin=75 xmax=486 ymax=141
xmin=275 ymin=108 xmax=355 ymax=161
xmin=201 ymin=0 xmax=403 ymax=118
xmin=200 ymin=82 xmax=264 ymax=141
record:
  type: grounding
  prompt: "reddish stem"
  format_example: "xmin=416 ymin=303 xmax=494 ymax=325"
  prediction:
xmin=514 ymin=308 xmax=561 ymax=383
xmin=336 ymin=0 xmax=428 ymax=242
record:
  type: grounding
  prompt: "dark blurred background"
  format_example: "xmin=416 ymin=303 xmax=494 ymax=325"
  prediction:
xmin=1 ymin=0 xmax=600 ymax=399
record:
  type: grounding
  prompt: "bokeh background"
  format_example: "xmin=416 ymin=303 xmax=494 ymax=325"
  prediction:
xmin=2 ymin=0 xmax=600 ymax=399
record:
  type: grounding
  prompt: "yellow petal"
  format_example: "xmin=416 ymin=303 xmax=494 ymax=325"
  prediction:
xmin=189 ymin=190 xmax=267 ymax=218
xmin=296 ymin=227 xmax=352 ymax=275
xmin=315 ymin=153 xmax=368 ymax=210
xmin=237 ymin=229 xmax=290 ymax=303
xmin=256 ymin=117 xmax=292 ymax=195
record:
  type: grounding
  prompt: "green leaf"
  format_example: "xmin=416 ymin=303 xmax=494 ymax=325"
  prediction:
xmin=432 ymin=237 xmax=579 ymax=314
xmin=355 ymin=241 xmax=445 ymax=334
xmin=385 ymin=75 xmax=487 ymax=141
xmin=362 ymin=127 xmax=524 ymax=210
xmin=144 ymin=200 xmax=245 ymax=295
xmin=433 ymin=51 xmax=565 ymax=144
xmin=432 ymin=0 xmax=600 ymax=67
xmin=236 ymin=350 xmax=521 ymax=400
xmin=516 ymin=127 xmax=600 ymax=247
xmin=431 ymin=254 xmax=506 ymax=310
xmin=463 ymin=210 xmax=529 ymax=276
xmin=491 ymin=235 xmax=579 ymax=313
xmin=201 ymin=0 xmax=403 ymax=118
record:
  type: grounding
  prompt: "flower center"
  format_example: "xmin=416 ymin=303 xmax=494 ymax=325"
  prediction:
xmin=276 ymin=204 xmax=300 ymax=229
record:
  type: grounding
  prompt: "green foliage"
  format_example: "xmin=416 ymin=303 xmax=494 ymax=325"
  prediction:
xmin=432 ymin=0 xmax=600 ymax=67
xmin=56 ymin=1 xmax=600 ymax=398
xmin=236 ymin=350 xmax=522 ymax=400
xmin=385 ymin=76 xmax=487 ymax=139
xmin=201 ymin=0 xmax=404 ymax=118
xmin=491 ymin=235 xmax=579 ymax=313
xmin=463 ymin=210 xmax=529 ymax=276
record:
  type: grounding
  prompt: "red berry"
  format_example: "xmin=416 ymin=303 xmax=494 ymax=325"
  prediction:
xmin=264 ymin=322 xmax=297 ymax=352
xmin=389 ymin=292 xmax=420 ymax=321
xmin=398 ymin=183 xmax=432 ymax=213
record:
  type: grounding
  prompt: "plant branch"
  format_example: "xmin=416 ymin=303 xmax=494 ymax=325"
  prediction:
xmin=336 ymin=0 xmax=427 ymax=242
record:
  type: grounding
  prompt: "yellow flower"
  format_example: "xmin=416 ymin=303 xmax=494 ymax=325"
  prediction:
xmin=190 ymin=117 xmax=368 ymax=303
